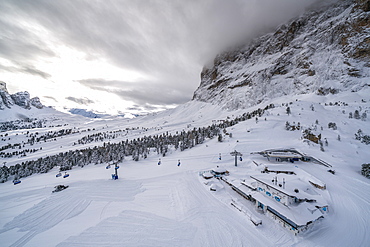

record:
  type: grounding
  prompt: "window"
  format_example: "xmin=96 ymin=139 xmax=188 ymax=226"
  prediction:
xmin=266 ymin=191 xmax=271 ymax=196
xmin=275 ymin=196 xmax=281 ymax=202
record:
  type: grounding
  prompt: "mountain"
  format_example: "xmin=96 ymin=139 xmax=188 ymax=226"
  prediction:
xmin=1 ymin=1 xmax=370 ymax=246
xmin=0 ymin=87 xmax=369 ymax=246
xmin=0 ymin=82 xmax=44 ymax=110
xmin=193 ymin=0 xmax=370 ymax=109
xmin=68 ymin=108 xmax=110 ymax=118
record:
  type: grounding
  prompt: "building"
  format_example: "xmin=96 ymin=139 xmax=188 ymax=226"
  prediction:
xmin=252 ymin=148 xmax=334 ymax=167
xmin=211 ymin=166 xmax=229 ymax=177
xmin=249 ymin=173 xmax=328 ymax=234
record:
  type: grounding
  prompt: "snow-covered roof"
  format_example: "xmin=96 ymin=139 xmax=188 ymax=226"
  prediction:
xmin=240 ymin=177 xmax=257 ymax=190
xmin=251 ymin=191 xmax=324 ymax=227
xmin=263 ymin=164 xmax=296 ymax=173
xmin=212 ymin=166 xmax=228 ymax=174
xmin=202 ymin=172 xmax=213 ymax=179
xmin=266 ymin=151 xmax=302 ymax=159
xmin=251 ymin=172 xmax=320 ymax=200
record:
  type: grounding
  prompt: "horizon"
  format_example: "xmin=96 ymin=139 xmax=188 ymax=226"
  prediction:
xmin=0 ymin=0 xmax=320 ymax=115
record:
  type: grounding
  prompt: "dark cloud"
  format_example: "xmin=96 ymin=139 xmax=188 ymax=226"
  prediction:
xmin=78 ymin=78 xmax=190 ymax=106
xmin=113 ymin=87 xmax=190 ymax=106
xmin=43 ymin=96 xmax=57 ymax=102
xmin=126 ymin=104 xmax=169 ymax=113
xmin=21 ymin=67 xmax=51 ymax=79
xmin=65 ymin=96 xmax=94 ymax=105
xmin=0 ymin=8 xmax=55 ymax=63
xmin=0 ymin=0 xmax=326 ymax=112
xmin=1 ymin=0 xmax=322 ymax=70
xmin=0 ymin=64 xmax=51 ymax=79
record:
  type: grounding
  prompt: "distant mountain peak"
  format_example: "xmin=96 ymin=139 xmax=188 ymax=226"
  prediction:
xmin=0 ymin=81 xmax=8 ymax=93
xmin=69 ymin=108 xmax=102 ymax=118
xmin=0 ymin=82 xmax=45 ymax=110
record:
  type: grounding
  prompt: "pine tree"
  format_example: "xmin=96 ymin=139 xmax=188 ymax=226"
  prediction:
xmin=355 ymin=129 xmax=363 ymax=140
xmin=286 ymin=107 xmax=291 ymax=115
xmin=361 ymin=163 xmax=370 ymax=178
xmin=320 ymin=141 xmax=325 ymax=152
xmin=354 ymin=110 xmax=360 ymax=119
xmin=362 ymin=135 xmax=370 ymax=145
xmin=285 ymin=121 xmax=290 ymax=130
xmin=218 ymin=134 xmax=223 ymax=142
xmin=328 ymin=122 xmax=337 ymax=130
xmin=361 ymin=112 xmax=367 ymax=121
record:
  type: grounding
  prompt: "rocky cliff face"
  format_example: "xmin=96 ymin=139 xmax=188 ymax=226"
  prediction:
xmin=0 ymin=82 xmax=44 ymax=110
xmin=193 ymin=0 xmax=370 ymax=109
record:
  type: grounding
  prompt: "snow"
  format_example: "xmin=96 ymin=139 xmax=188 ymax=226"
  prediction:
xmin=212 ymin=166 xmax=228 ymax=174
xmin=193 ymin=0 xmax=370 ymax=111
xmin=0 ymin=88 xmax=370 ymax=246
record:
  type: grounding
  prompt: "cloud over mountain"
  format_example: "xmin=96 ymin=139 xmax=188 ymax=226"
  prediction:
xmin=0 ymin=0 xmax=323 ymax=113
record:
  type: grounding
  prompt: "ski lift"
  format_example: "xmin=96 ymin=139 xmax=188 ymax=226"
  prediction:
xmin=63 ymin=172 xmax=69 ymax=178
xmin=240 ymin=157 xmax=243 ymax=161
xmin=115 ymin=165 xmax=120 ymax=170
xmin=56 ymin=172 xmax=62 ymax=177
xmin=13 ymin=179 xmax=21 ymax=185
xmin=158 ymin=159 xmax=161 ymax=165
xmin=177 ymin=160 xmax=181 ymax=166
xmin=106 ymin=164 xmax=111 ymax=169
xmin=111 ymin=174 xmax=118 ymax=180
xmin=219 ymin=153 xmax=222 ymax=160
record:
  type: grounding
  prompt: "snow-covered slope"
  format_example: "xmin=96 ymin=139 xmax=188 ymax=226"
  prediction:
xmin=0 ymin=1 xmax=369 ymax=246
xmin=193 ymin=0 xmax=370 ymax=109
xmin=0 ymin=88 xmax=369 ymax=246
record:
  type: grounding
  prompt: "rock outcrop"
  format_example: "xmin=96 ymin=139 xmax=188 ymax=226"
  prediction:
xmin=0 ymin=82 xmax=44 ymax=110
xmin=193 ymin=0 xmax=370 ymax=109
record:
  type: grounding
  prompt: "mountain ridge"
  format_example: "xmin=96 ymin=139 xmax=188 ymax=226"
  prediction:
xmin=193 ymin=0 xmax=370 ymax=109
xmin=0 ymin=82 xmax=44 ymax=110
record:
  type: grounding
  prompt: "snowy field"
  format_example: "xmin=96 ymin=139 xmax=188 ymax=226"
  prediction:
xmin=1 ymin=90 xmax=370 ymax=246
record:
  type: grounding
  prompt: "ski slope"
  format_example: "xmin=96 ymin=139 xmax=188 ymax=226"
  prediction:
xmin=0 ymin=89 xmax=370 ymax=246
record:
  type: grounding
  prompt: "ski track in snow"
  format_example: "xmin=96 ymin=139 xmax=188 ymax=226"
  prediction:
xmin=9 ymin=231 xmax=38 ymax=247
xmin=57 ymin=210 xmax=197 ymax=247
xmin=0 ymin=90 xmax=370 ymax=246
xmin=56 ymin=171 xmax=273 ymax=247
xmin=0 ymin=179 xmax=143 ymax=246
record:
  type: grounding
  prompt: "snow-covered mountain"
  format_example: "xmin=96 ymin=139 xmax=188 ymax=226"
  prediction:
xmin=193 ymin=0 xmax=370 ymax=109
xmin=0 ymin=88 xmax=369 ymax=246
xmin=68 ymin=108 xmax=109 ymax=118
xmin=0 ymin=1 xmax=369 ymax=246
xmin=0 ymin=82 xmax=44 ymax=110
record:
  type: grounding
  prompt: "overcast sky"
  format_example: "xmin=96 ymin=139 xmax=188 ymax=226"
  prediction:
xmin=0 ymin=0 xmax=321 ymax=115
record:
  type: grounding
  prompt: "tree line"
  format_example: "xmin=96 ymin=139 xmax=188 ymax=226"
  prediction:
xmin=0 ymin=104 xmax=274 ymax=183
